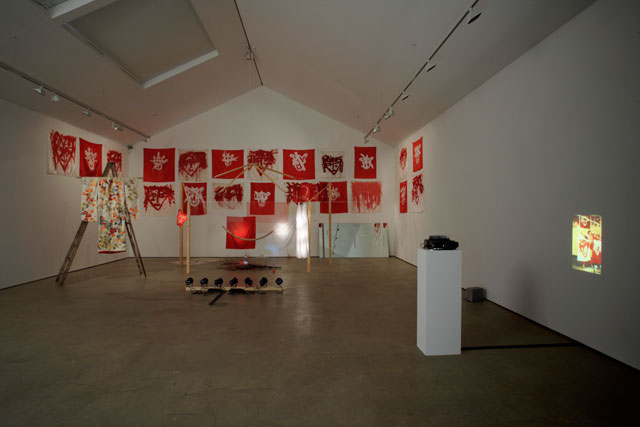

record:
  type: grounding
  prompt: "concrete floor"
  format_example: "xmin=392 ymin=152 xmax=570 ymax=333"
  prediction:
xmin=0 ymin=257 xmax=637 ymax=426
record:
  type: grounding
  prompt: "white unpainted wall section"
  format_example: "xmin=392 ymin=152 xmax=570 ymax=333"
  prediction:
xmin=393 ymin=0 xmax=640 ymax=369
xmin=129 ymin=86 xmax=394 ymax=258
xmin=0 ymin=98 xmax=129 ymax=289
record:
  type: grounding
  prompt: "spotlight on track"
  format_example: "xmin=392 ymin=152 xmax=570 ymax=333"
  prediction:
xmin=229 ymin=277 xmax=238 ymax=287
xmin=260 ymin=277 xmax=268 ymax=287
xmin=400 ymin=91 xmax=410 ymax=101
xmin=245 ymin=277 xmax=253 ymax=287
xmin=51 ymin=93 xmax=60 ymax=102
xmin=426 ymin=62 xmax=437 ymax=72
xmin=214 ymin=278 xmax=223 ymax=287
xmin=383 ymin=107 xmax=394 ymax=120
xmin=200 ymin=277 xmax=208 ymax=288
xmin=372 ymin=124 xmax=381 ymax=134
xmin=83 ymin=109 xmax=92 ymax=117
xmin=34 ymin=86 xmax=45 ymax=96
xmin=275 ymin=278 xmax=283 ymax=287
xmin=185 ymin=277 xmax=194 ymax=287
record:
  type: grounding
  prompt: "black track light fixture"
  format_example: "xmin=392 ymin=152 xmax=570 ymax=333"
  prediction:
xmin=200 ymin=277 xmax=209 ymax=288
xmin=185 ymin=277 xmax=194 ymax=287
xmin=229 ymin=277 xmax=238 ymax=287
xmin=260 ymin=277 xmax=268 ymax=287
xmin=214 ymin=278 xmax=223 ymax=287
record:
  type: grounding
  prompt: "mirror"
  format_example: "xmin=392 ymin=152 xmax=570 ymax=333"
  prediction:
xmin=318 ymin=223 xmax=389 ymax=257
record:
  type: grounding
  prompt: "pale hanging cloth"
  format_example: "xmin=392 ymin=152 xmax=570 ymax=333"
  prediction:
xmin=295 ymin=203 xmax=308 ymax=259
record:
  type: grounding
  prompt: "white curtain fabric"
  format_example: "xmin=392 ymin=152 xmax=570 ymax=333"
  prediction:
xmin=295 ymin=203 xmax=309 ymax=259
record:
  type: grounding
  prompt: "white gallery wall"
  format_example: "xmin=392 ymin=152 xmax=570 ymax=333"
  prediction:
xmin=394 ymin=0 xmax=640 ymax=369
xmin=129 ymin=86 xmax=394 ymax=258
xmin=0 ymin=98 xmax=130 ymax=289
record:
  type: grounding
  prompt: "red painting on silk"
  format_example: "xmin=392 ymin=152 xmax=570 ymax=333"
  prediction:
xmin=399 ymin=181 xmax=407 ymax=213
xmin=178 ymin=150 xmax=208 ymax=181
xmin=182 ymin=182 xmax=208 ymax=216
xmin=213 ymin=183 xmax=244 ymax=210
xmin=250 ymin=182 xmax=275 ymax=215
xmin=351 ymin=181 xmax=382 ymax=213
xmin=318 ymin=181 xmax=348 ymax=214
xmin=143 ymin=148 xmax=175 ymax=182
xmin=354 ymin=146 xmax=376 ymax=179
xmin=247 ymin=149 xmax=277 ymax=177
xmin=212 ymin=149 xmax=244 ymax=179
xmin=48 ymin=130 xmax=77 ymax=175
xmin=411 ymin=173 xmax=424 ymax=212
xmin=79 ymin=138 xmax=102 ymax=177
xmin=286 ymin=182 xmax=317 ymax=204
xmin=283 ymin=149 xmax=315 ymax=180
xmin=106 ymin=150 xmax=123 ymax=176
xmin=143 ymin=184 xmax=176 ymax=215
xmin=412 ymin=137 xmax=423 ymax=172
xmin=226 ymin=216 xmax=256 ymax=249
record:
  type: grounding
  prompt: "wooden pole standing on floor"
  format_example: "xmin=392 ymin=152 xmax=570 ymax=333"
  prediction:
xmin=321 ymin=223 xmax=325 ymax=258
xmin=186 ymin=202 xmax=191 ymax=275
xmin=306 ymin=200 xmax=311 ymax=273
xmin=179 ymin=184 xmax=184 ymax=267
xmin=328 ymin=183 xmax=332 ymax=266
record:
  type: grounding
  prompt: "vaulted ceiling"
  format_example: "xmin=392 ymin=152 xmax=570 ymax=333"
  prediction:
xmin=0 ymin=0 xmax=594 ymax=146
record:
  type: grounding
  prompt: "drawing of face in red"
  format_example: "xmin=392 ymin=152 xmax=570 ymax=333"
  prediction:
xmin=412 ymin=174 xmax=424 ymax=205
xmin=214 ymin=184 xmax=243 ymax=209
xmin=50 ymin=131 xmax=76 ymax=173
xmin=321 ymin=154 xmax=343 ymax=176
xmin=144 ymin=185 xmax=175 ymax=212
xmin=106 ymin=150 xmax=123 ymax=175
xmin=247 ymin=149 xmax=277 ymax=175
xmin=179 ymin=151 xmax=207 ymax=180
xmin=399 ymin=148 xmax=407 ymax=171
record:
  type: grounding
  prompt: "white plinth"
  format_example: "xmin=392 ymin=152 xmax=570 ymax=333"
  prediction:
xmin=417 ymin=248 xmax=461 ymax=356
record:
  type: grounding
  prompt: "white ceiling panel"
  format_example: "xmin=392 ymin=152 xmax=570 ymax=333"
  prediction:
xmin=0 ymin=0 xmax=595 ymax=145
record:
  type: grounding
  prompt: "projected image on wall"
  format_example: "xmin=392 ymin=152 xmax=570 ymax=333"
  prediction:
xmin=572 ymin=214 xmax=602 ymax=275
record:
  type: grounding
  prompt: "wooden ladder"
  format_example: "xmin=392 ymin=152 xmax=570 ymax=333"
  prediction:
xmin=55 ymin=162 xmax=146 ymax=286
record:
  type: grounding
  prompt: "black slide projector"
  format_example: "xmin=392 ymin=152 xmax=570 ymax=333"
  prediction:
xmin=423 ymin=235 xmax=459 ymax=250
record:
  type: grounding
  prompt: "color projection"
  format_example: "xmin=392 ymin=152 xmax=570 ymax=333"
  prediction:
xmin=571 ymin=214 xmax=602 ymax=275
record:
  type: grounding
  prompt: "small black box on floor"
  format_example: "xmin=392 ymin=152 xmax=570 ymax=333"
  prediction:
xmin=465 ymin=287 xmax=484 ymax=302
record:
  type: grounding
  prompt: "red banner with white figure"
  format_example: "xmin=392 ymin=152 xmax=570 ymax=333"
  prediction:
xmin=250 ymin=182 xmax=275 ymax=215
xmin=354 ymin=146 xmax=377 ymax=179
xmin=399 ymin=181 xmax=407 ymax=213
xmin=283 ymin=149 xmax=315 ymax=180
xmin=182 ymin=182 xmax=208 ymax=216
xmin=412 ymin=137 xmax=423 ymax=172
xmin=212 ymin=149 xmax=244 ymax=179
xmin=226 ymin=216 xmax=256 ymax=249
xmin=144 ymin=148 xmax=175 ymax=182
xmin=318 ymin=181 xmax=348 ymax=214
xmin=79 ymin=138 xmax=102 ymax=177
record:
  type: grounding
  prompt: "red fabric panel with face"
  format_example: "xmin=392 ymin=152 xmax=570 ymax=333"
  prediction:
xmin=182 ymin=182 xmax=208 ymax=216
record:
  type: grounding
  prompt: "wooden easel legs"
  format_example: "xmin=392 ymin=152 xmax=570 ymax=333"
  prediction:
xmin=55 ymin=221 xmax=88 ymax=287
xmin=56 ymin=162 xmax=146 ymax=286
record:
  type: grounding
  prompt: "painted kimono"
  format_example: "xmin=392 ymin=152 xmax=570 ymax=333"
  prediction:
xmin=81 ymin=177 xmax=139 ymax=253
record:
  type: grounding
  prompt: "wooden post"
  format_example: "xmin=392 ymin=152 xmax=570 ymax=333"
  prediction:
xmin=321 ymin=223 xmax=325 ymax=258
xmin=328 ymin=183 xmax=332 ymax=266
xmin=179 ymin=183 xmax=184 ymax=267
xmin=186 ymin=202 xmax=191 ymax=275
xmin=306 ymin=200 xmax=311 ymax=273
